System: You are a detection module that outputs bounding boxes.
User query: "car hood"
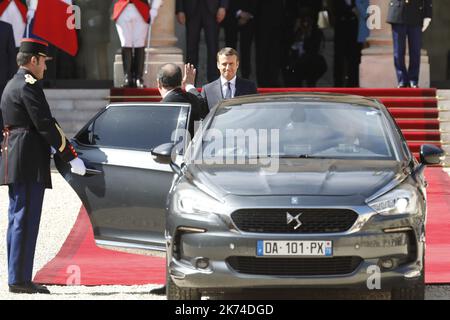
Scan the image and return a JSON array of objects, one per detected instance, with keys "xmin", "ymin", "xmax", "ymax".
[{"xmin": 189, "ymin": 159, "xmax": 406, "ymax": 197}]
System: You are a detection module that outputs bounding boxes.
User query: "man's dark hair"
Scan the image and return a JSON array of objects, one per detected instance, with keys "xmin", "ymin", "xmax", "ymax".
[
  {"xmin": 217, "ymin": 47, "xmax": 240, "ymax": 62},
  {"xmin": 157, "ymin": 63, "xmax": 182, "ymax": 89},
  {"xmin": 17, "ymin": 52, "xmax": 40, "ymax": 66}
]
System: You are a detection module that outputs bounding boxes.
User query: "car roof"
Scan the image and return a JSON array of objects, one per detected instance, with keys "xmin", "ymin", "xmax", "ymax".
[{"xmin": 217, "ymin": 92, "xmax": 382, "ymax": 109}]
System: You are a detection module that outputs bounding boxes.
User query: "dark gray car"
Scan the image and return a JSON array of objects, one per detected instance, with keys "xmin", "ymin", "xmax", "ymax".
[
  {"xmin": 151, "ymin": 93, "xmax": 444, "ymax": 300},
  {"xmin": 58, "ymin": 94, "xmax": 444, "ymax": 300}
]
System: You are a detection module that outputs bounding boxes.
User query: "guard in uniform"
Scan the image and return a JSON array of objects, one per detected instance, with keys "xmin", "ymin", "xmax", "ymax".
[
  {"xmin": 0, "ymin": 0, "xmax": 27, "ymax": 47},
  {"xmin": 0, "ymin": 38, "xmax": 86, "ymax": 294},
  {"xmin": 112, "ymin": 0, "xmax": 162, "ymax": 88},
  {"xmin": 387, "ymin": 0, "xmax": 433, "ymax": 88}
]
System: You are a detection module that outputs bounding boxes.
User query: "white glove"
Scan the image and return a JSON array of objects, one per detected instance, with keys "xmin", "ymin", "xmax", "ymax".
[
  {"xmin": 69, "ymin": 157, "xmax": 86, "ymax": 176},
  {"xmin": 27, "ymin": 9, "xmax": 36, "ymax": 21},
  {"xmin": 50, "ymin": 146, "xmax": 56, "ymax": 155},
  {"xmin": 422, "ymin": 18, "xmax": 431, "ymax": 32},
  {"xmin": 151, "ymin": 0, "xmax": 163, "ymax": 9},
  {"xmin": 150, "ymin": 8, "xmax": 158, "ymax": 24}
]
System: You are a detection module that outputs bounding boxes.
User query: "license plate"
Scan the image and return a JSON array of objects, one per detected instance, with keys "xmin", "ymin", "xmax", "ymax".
[{"xmin": 257, "ymin": 240, "xmax": 333, "ymax": 257}]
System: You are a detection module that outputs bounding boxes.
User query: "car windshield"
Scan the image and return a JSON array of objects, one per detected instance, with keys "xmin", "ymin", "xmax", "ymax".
[{"xmin": 200, "ymin": 101, "xmax": 397, "ymax": 160}]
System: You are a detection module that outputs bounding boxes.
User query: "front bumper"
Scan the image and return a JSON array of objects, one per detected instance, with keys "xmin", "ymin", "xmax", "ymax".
[{"xmin": 166, "ymin": 200, "xmax": 424, "ymax": 292}]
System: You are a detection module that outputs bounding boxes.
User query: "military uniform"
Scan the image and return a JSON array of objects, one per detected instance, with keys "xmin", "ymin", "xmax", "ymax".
[
  {"xmin": 113, "ymin": 0, "xmax": 161, "ymax": 88},
  {"xmin": 387, "ymin": 0, "xmax": 433, "ymax": 87},
  {"xmin": 0, "ymin": 38, "xmax": 81, "ymax": 293}
]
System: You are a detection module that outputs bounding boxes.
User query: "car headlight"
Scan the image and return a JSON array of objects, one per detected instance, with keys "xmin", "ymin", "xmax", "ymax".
[
  {"xmin": 367, "ymin": 183, "xmax": 421, "ymax": 216},
  {"xmin": 173, "ymin": 187, "xmax": 223, "ymax": 215}
]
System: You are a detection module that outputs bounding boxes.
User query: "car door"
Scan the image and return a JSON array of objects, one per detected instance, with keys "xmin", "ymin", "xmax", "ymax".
[{"xmin": 55, "ymin": 103, "xmax": 191, "ymax": 251}]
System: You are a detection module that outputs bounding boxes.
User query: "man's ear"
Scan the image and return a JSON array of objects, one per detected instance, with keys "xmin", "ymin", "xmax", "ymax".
[
  {"xmin": 156, "ymin": 79, "xmax": 164, "ymax": 93},
  {"xmin": 31, "ymin": 55, "xmax": 41, "ymax": 66}
]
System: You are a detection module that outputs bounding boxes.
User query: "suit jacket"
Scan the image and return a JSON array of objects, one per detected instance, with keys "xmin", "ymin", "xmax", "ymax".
[
  {"xmin": 161, "ymin": 87, "xmax": 209, "ymax": 138},
  {"xmin": 387, "ymin": 0, "xmax": 432, "ymax": 26},
  {"xmin": 112, "ymin": 0, "xmax": 150, "ymax": 22},
  {"xmin": 332, "ymin": 0, "xmax": 357, "ymax": 23},
  {"xmin": 0, "ymin": 68, "xmax": 77, "ymax": 188},
  {"xmin": 0, "ymin": 21, "xmax": 15, "ymax": 90},
  {"xmin": 190, "ymin": 77, "xmax": 257, "ymax": 110},
  {"xmin": 176, "ymin": 0, "xmax": 229, "ymax": 16},
  {"xmin": 0, "ymin": 20, "xmax": 16, "ymax": 141},
  {"xmin": 228, "ymin": 0, "xmax": 257, "ymax": 17}
]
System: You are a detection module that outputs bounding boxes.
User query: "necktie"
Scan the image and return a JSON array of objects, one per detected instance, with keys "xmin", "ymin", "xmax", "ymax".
[{"xmin": 225, "ymin": 82, "xmax": 232, "ymax": 99}]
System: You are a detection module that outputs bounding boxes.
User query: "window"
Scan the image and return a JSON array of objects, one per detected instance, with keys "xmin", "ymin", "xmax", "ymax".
[
  {"xmin": 201, "ymin": 102, "xmax": 396, "ymax": 160},
  {"xmin": 76, "ymin": 105, "xmax": 189, "ymax": 150}
]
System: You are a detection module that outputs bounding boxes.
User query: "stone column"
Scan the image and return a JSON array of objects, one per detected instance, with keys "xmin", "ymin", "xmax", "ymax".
[
  {"xmin": 360, "ymin": 0, "xmax": 430, "ymax": 88},
  {"xmin": 114, "ymin": 0, "xmax": 184, "ymax": 88}
]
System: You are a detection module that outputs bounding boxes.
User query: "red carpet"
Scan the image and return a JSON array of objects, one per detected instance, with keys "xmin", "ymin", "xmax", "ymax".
[
  {"xmin": 33, "ymin": 207, "xmax": 165, "ymax": 286},
  {"xmin": 425, "ymin": 168, "xmax": 450, "ymax": 284}
]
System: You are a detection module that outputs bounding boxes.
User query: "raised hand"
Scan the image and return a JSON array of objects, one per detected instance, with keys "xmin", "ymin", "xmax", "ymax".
[{"xmin": 182, "ymin": 63, "xmax": 197, "ymax": 89}]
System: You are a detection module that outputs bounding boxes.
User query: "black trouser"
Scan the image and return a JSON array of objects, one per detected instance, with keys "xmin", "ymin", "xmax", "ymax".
[
  {"xmin": 255, "ymin": 1, "xmax": 283, "ymax": 87},
  {"xmin": 185, "ymin": 3, "xmax": 220, "ymax": 82},
  {"xmin": 334, "ymin": 17, "xmax": 361, "ymax": 87},
  {"xmin": 223, "ymin": 16, "xmax": 255, "ymax": 79}
]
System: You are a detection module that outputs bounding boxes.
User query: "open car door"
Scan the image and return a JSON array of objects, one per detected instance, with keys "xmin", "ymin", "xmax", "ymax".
[{"xmin": 55, "ymin": 103, "xmax": 191, "ymax": 251}]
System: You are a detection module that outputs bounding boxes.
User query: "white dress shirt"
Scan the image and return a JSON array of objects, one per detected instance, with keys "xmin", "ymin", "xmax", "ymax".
[{"xmin": 221, "ymin": 76, "xmax": 236, "ymax": 98}]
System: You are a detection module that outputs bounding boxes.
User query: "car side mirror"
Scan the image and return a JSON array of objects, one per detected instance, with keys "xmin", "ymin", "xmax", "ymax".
[
  {"xmin": 151, "ymin": 143, "xmax": 183, "ymax": 176},
  {"xmin": 420, "ymin": 144, "xmax": 445, "ymax": 165},
  {"xmin": 151, "ymin": 143, "xmax": 174, "ymax": 164}
]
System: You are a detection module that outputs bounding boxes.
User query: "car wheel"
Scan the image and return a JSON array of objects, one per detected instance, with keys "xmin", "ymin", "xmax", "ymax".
[
  {"xmin": 166, "ymin": 270, "xmax": 201, "ymax": 300},
  {"xmin": 390, "ymin": 277, "xmax": 425, "ymax": 300},
  {"xmin": 391, "ymin": 253, "xmax": 425, "ymax": 300}
]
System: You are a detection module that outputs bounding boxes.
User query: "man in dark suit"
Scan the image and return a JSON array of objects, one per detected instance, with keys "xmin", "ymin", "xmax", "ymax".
[
  {"xmin": 387, "ymin": 0, "xmax": 432, "ymax": 88},
  {"xmin": 157, "ymin": 63, "xmax": 208, "ymax": 138},
  {"xmin": 332, "ymin": 0, "xmax": 360, "ymax": 87},
  {"xmin": 176, "ymin": 0, "xmax": 229, "ymax": 82},
  {"xmin": 0, "ymin": 21, "xmax": 16, "ymax": 138},
  {"xmin": 185, "ymin": 47, "xmax": 257, "ymax": 110},
  {"xmin": 254, "ymin": 0, "xmax": 284, "ymax": 87},
  {"xmin": 222, "ymin": 0, "xmax": 256, "ymax": 79},
  {"xmin": 0, "ymin": 21, "xmax": 16, "ymax": 98}
]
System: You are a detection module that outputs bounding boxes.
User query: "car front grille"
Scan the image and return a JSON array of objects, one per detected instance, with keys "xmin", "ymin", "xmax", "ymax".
[
  {"xmin": 231, "ymin": 209, "xmax": 358, "ymax": 233},
  {"xmin": 226, "ymin": 256, "xmax": 362, "ymax": 276}
]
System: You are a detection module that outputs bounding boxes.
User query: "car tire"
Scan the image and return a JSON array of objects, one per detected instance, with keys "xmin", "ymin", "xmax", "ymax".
[
  {"xmin": 166, "ymin": 270, "xmax": 201, "ymax": 300},
  {"xmin": 391, "ymin": 253, "xmax": 425, "ymax": 300},
  {"xmin": 390, "ymin": 277, "xmax": 425, "ymax": 300}
]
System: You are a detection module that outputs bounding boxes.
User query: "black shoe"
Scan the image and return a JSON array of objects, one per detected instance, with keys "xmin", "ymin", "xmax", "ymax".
[
  {"xmin": 150, "ymin": 285, "xmax": 166, "ymax": 295},
  {"xmin": 135, "ymin": 78, "xmax": 145, "ymax": 89},
  {"xmin": 9, "ymin": 282, "xmax": 50, "ymax": 294},
  {"xmin": 397, "ymin": 83, "xmax": 409, "ymax": 88},
  {"xmin": 122, "ymin": 76, "xmax": 134, "ymax": 88}
]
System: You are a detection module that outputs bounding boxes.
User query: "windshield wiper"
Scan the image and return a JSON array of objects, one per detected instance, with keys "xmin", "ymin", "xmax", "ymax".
[
  {"xmin": 276, "ymin": 154, "xmax": 328, "ymax": 159},
  {"xmin": 234, "ymin": 154, "xmax": 328, "ymax": 160}
]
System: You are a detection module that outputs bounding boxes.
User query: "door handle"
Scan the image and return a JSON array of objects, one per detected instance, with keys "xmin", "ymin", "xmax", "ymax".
[{"xmin": 85, "ymin": 168, "xmax": 103, "ymax": 176}]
